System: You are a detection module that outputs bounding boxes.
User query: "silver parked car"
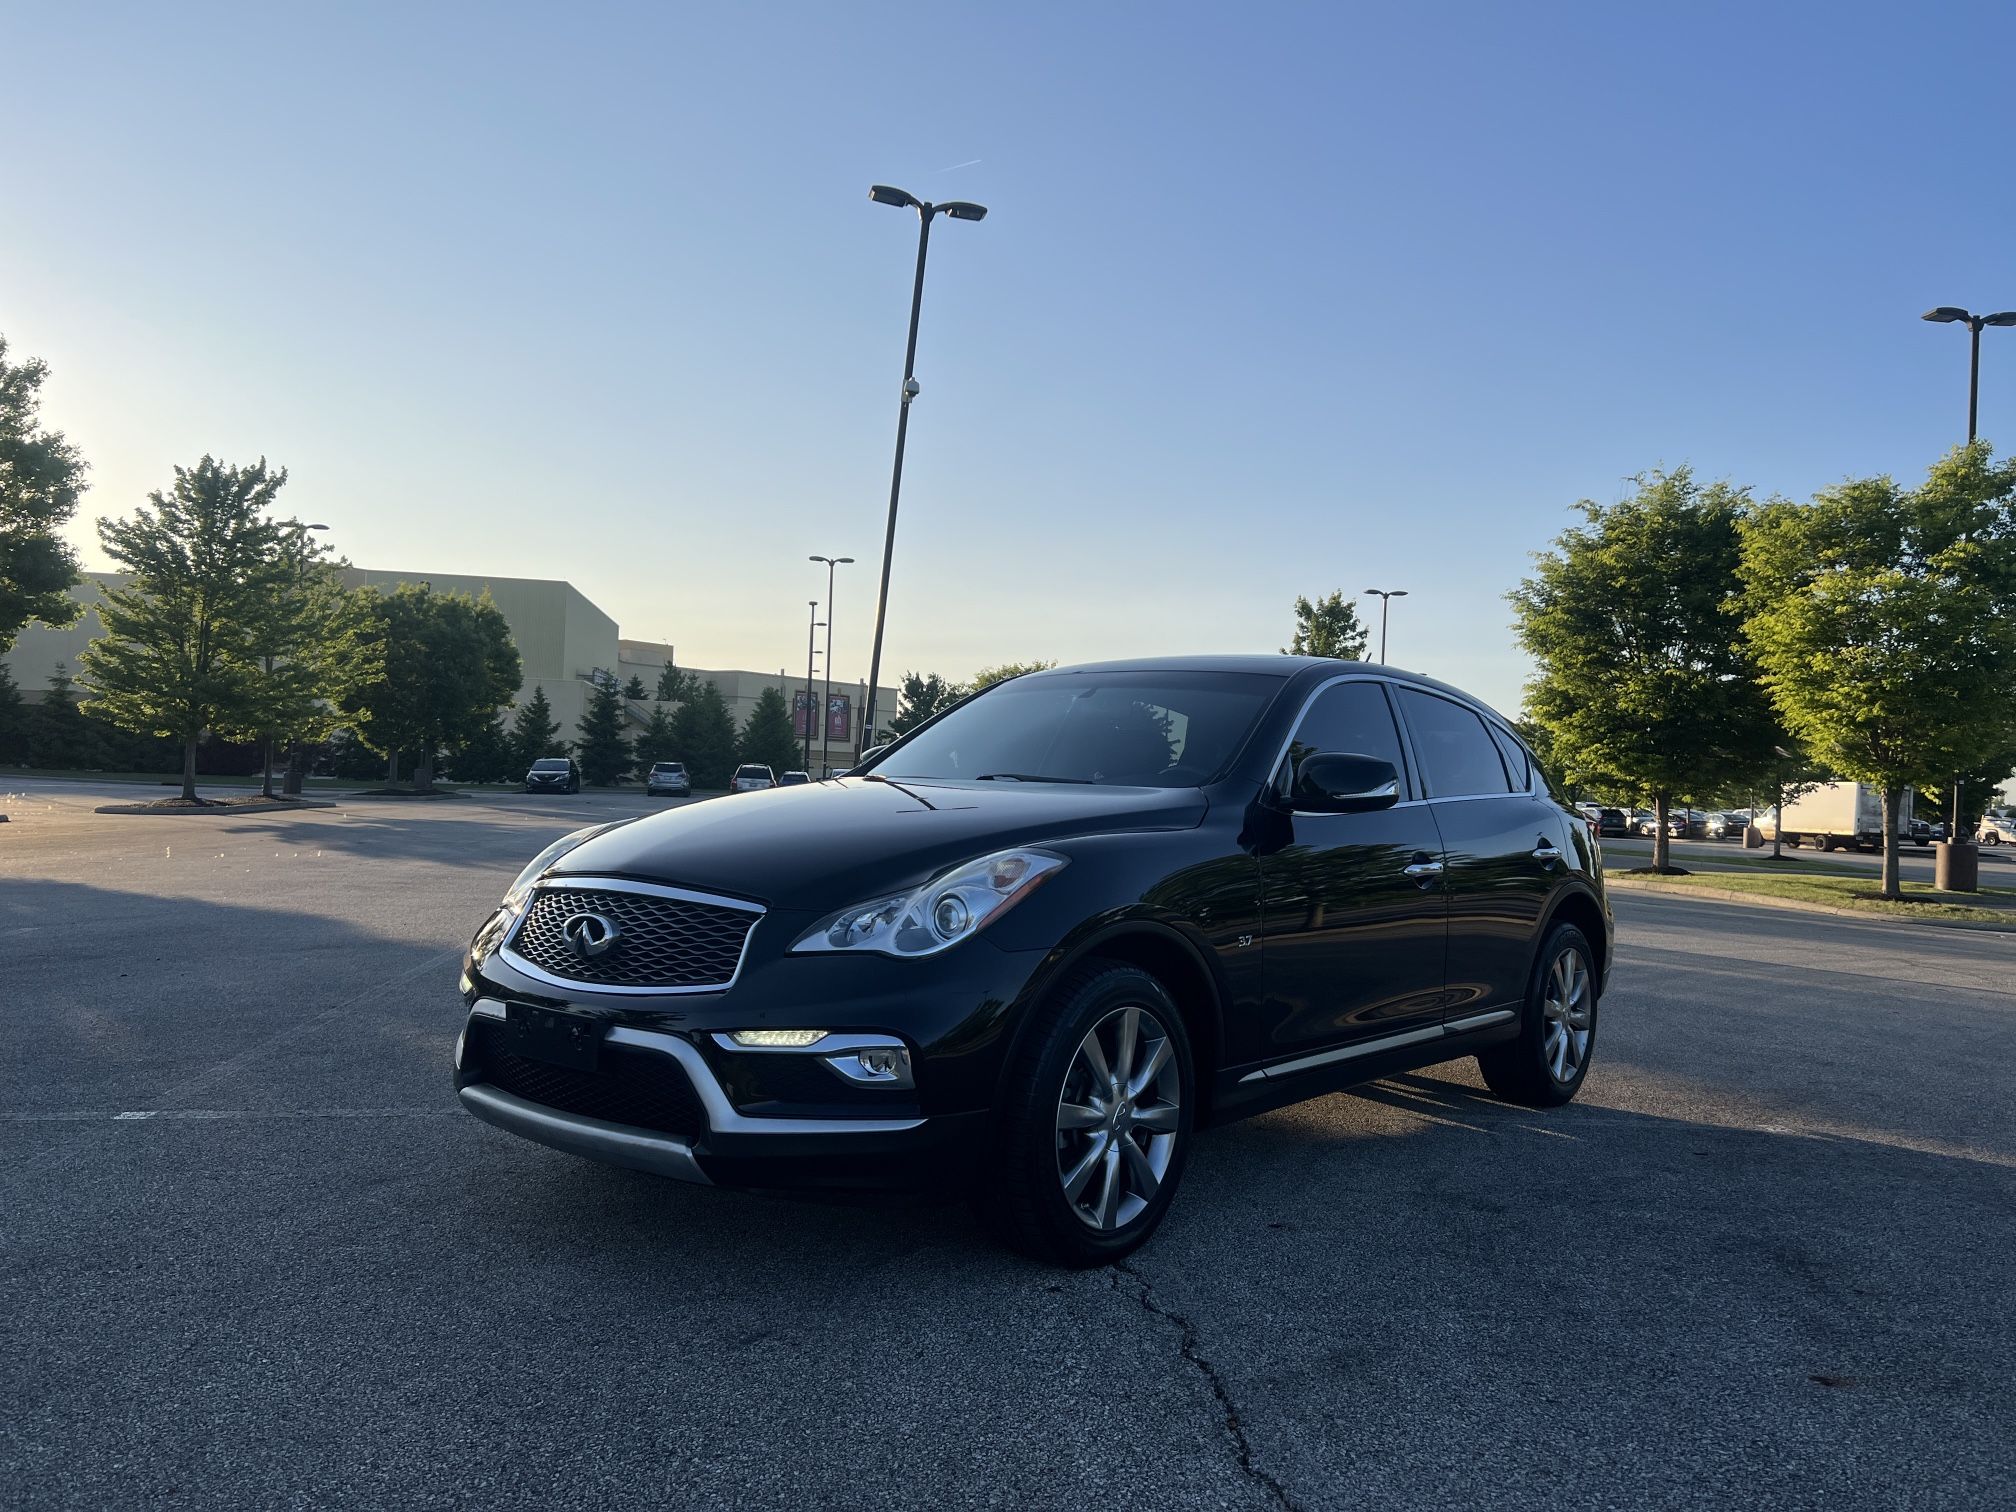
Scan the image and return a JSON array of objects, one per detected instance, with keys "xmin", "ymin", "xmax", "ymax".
[{"xmin": 645, "ymin": 761, "xmax": 690, "ymax": 798}]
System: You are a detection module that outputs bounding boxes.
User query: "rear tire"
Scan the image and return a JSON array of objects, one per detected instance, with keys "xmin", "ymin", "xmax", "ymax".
[
  {"xmin": 1477, "ymin": 924, "xmax": 1598, "ymax": 1108},
  {"xmin": 978, "ymin": 961, "xmax": 1195, "ymax": 1267}
]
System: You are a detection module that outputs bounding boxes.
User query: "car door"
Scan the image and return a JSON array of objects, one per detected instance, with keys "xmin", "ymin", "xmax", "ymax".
[
  {"xmin": 1255, "ymin": 677, "xmax": 1450, "ymax": 1063},
  {"xmin": 1391, "ymin": 686, "xmax": 1558, "ymax": 1024}
]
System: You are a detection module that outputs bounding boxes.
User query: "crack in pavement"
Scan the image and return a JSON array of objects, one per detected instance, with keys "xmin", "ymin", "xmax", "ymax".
[{"xmin": 1110, "ymin": 1259, "xmax": 1300, "ymax": 1511}]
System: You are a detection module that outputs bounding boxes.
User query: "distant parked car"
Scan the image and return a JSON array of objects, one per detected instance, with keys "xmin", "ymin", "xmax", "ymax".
[
  {"xmin": 778, "ymin": 770, "xmax": 811, "ymax": 786},
  {"xmin": 645, "ymin": 761, "xmax": 690, "ymax": 798},
  {"xmin": 1587, "ymin": 807, "xmax": 1628, "ymax": 837},
  {"xmin": 524, "ymin": 757, "xmax": 581, "ymax": 795},
  {"xmin": 1639, "ymin": 809, "xmax": 1705, "ymax": 839},
  {"xmin": 1980, "ymin": 814, "xmax": 2016, "ymax": 845},
  {"xmin": 729, "ymin": 764, "xmax": 775, "ymax": 793},
  {"xmin": 1704, "ymin": 811, "xmax": 1749, "ymax": 840}
]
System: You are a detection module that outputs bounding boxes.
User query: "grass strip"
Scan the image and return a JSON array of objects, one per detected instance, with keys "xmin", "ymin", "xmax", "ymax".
[{"xmin": 1606, "ymin": 867, "xmax": 2016, "ymax": 924}]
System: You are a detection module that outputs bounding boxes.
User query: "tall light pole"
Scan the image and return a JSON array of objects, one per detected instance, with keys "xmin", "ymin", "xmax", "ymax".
[
  {"xmin": 1922, "ymin": 306, "xmax": 2016, "ymax": 443},
  {"xmin": 803, "ymin": 601, "xmax": 824, "ymax": 771},
  {"xmin": 1363, "ymin": 588, "xmax": 1408, "ymax": 663},
  {"xmin": 1921, "ymin": 306, "xmax": 2015, "ymax": 885},
  {"xmin": 810, "ymin": 554, "xmax": 853, "ymax": 775},
  {"xmin": 858, "ymin": 184, "xmax": 988, "ymax": 753}
]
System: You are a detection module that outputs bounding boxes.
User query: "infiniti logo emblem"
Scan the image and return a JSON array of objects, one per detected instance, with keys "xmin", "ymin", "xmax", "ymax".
[{"xmin": 561, "ymin": 911, "xmax": 622, "ymax": 960}]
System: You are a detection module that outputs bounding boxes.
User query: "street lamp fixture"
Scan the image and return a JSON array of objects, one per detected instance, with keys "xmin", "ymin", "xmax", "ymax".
[
  {"xmin": 810, "ymin": 555, "xmax": 854, "ymax": 774},
  {"xmin": 858, "ymin": 182, "xmax": 990, "ymax": 756},
  {"xmin": 1918, "ymin": 302, "xmax": 2015, "ymax": 888},
  {"xmin": 1362, "ymin": 588, "xmax": 1409, "ymax": 663},
  {"xmin": 1920, "ymin": 305, "xmax": 2016, "ymax": 442}
]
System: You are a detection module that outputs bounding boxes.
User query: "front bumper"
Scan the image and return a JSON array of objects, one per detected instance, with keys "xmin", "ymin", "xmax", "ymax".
[{"xmin": 454, "ymin": 998, "xmax": 992, "ymax": 1191}]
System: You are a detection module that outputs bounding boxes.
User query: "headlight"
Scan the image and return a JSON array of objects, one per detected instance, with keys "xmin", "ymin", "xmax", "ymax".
[
  {"xmin": 792, "ymin": 848, "xmax": 1066, "ymax": 958},
  {"xmin": 501, "ymin": 823, "xmax": 618, "ymax": 912}
]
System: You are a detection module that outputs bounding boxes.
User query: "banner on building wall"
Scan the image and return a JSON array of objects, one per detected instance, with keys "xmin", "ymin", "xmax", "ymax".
[
  {"xmin": 792, "ymin": 690, "xmax": 815, "ymax": 739},
  {"xmin": 826, "ymin": 694, "xmax": 852, "ymax": 742}
]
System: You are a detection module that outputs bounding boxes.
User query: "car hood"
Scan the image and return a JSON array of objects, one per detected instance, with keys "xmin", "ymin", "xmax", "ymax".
[{"xmin": 550, "ymin": 776, "xmax": 1210, "ymax": 909}]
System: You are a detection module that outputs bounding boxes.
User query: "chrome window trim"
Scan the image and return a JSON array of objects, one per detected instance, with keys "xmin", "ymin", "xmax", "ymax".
[
  {"xmin": 1390, "ymin": 684, "xmax": 1541, "ymax": 801},
  {"xmin": 498, "ymin": 875, "xmax": 765, "ymax": 997},
  {"xmin": 1238, "ymin": 1007, "xmax": 1520, "ymax": 1083},
  {"xmin": 1270, "ymin": 672, "xmax": 1420, "ymax": 812}
]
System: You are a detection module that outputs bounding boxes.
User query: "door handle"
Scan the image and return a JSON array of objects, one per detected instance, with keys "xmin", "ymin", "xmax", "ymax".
[
  {"xmin": 1532, "ymin": 842, "xmax": 1563, "ymax": 864},
  {"xmin": 1401, "ymin": 858, "xmax": 1445, "ymax": 883}
]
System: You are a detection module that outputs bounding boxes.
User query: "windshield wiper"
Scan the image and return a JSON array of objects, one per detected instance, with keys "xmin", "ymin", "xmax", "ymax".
[{"xmin": 975, "ymin": 772, "xmax": 1093, "ymax": 784}]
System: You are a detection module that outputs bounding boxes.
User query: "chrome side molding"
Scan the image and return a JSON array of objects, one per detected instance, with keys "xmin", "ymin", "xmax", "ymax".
[{"xmin": 1238, "ymin": 1007, "xmax": 1519, "ymax": 1084}]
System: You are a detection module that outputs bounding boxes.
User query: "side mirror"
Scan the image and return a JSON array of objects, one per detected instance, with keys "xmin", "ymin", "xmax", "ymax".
[{"xmin": 1293, "ymin": 753, "xmax": 1400, "ymax": 814}]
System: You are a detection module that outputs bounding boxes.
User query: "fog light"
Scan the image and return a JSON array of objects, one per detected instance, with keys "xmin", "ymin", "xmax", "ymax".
[
  {"xmin": 731, "ymin": 1028, "xmax": 829, "ymax": 1048},
  {"xmin": 454, "ymin": 1028, "xmax": 467, "ymax": 1071},
  {"xmin": 826, "ymin": 1044, "xmax": 915, "ymax": 1088}
]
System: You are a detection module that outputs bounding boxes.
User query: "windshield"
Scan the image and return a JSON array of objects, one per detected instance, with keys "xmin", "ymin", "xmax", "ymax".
[
  {"xmin": 653, "ymin": 764, "xmax": 682, "ymax": 772},
  {"xmin": 876, "ymin": 670, "xmax": 1284, "ymax": 788},
  {"xmin": 531, "ymin": 759, "xmax": 570, "ymax": 772}
]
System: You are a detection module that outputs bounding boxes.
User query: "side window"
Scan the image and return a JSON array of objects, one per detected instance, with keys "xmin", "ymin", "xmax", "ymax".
[
  {"xmin": 1395, "ymin": 688, "xmax": 1512, "ymax": 797},
  {"xmin": 1282, "ymin": 681, "xmax": 1411, "ymax": 800},
  {"xmin": 1487, "ymin": 723, "xmax": 1531, "ymax": 792}
]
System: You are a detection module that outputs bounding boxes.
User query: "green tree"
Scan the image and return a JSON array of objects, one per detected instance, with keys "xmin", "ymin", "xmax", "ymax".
[
  {"xmin": 445, "ymin": 713, "xmax": 518, "ymax": 784},
  {"xmin": 508, "ymin": 684, "xmax": 566, "ymax": 771},
  {"xmin": 1510, "ymin": 467, "xmax": 1778, "ymax": 872},
  {"xmin": 655, "ymin": 661, "xmax": 698, "ymax": 704},
  {"xmin": 575, "ymin": 679, "xmax": 633, "ymax": 785},
  {"xmin": 340, "ymin": 583, "xmax": 522, "ymax": 792},
  {"xmin": 970, "ymin": 659, "xmax": 1057, "ymax": 692},
  {"xmin": 670, "ymin": 679, "xmax": 739, "ymax": 788},
  {"xmin": 30, "ymin": 664, "xmax": 96, "ymax": 768},
  {"xmin": 1740, "ymin": 444, "xmax": 2016, "ymax": 896},
  {"xmin": 228, "ymin": 531, "xmax": 379, "ymax": 796},
  {"xmin": 0, "ymin": 662, "xmax": 24, "ymax": 763},
  {"xmin": 1283, "ymin": 591, "xmax": 1369, "ymax": 661},
  {"xmin": 0, "ymin": 336, "xmax": 87, "ymax": 653},
  {"xmin": 633, "ymin": 701, "xmax": 679, "ymax": 780},
  {"xmin": 890, "ymin": 670, "xmax": 965, "ymax": 736},
  {"xmin": 738, "ymin": 685, "xmax": 802, "ymax": 775},
  {"xmin": 622, "ymin": 673, "xmax": 648, "ymax": 702},
  {"xmin": 79, "ymin": 457, "xmax": 297, "ymax": 800}
]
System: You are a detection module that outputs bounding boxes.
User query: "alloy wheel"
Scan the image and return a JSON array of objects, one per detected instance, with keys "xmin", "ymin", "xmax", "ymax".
[
  {"xmin": 1054, "ymin": 1005, "xmax": 1182, "ymax": 1231},
  {"xmin": 1540, "ymin": 949, "xmax": 1592, "ymax": 1084}
]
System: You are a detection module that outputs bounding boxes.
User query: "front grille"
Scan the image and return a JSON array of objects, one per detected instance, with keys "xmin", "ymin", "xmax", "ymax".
[
  {"xmin": 505, "ymin": 883, "xmax": 759, "ymax": 990},
  {"xmin": 465, "ymin": 1021, "xmax": 707, "ymax": 1137}
]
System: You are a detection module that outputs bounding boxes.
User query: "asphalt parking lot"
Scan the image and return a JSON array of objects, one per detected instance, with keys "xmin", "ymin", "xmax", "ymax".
[{"xmin": 5, "ymin": 779, "xmax": 2015, "ymax": 1509}]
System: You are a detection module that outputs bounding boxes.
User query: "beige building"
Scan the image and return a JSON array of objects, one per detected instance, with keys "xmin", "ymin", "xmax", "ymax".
[{"xmin": 5, "ymin": 568, "xmax": 897, "ymax": 772}]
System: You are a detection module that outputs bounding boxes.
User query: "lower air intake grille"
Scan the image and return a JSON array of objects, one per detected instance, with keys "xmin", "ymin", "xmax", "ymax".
[{"xmin": 466, "ymin": 1021, "xmax": 707, "ymax": 1138}]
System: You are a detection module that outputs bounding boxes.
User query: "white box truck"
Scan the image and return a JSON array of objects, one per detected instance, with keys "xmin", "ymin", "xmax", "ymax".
[{"xmin": 1758, "ymin": 782, "xmax": 1913, "ymax": 852}]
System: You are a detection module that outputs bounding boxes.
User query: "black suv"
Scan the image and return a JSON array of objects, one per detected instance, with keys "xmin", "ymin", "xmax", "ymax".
[{"xmin": 456, "ymin": 658, "xmax": 1611, "ymax": 1265}]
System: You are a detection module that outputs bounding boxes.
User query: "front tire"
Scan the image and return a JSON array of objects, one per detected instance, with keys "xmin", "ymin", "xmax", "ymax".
[
  {"xmin": 980, "ymin": 961, "xmax": 1194, "ymax": 1267},
  {"xmin": 1477, "ymin": 923, "xmax": 1598, "ymax": 1108}
]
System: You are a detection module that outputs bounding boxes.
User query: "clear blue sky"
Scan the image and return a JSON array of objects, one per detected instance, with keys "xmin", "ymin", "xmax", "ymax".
[{"xmin": 5, "ymin": 1, "xmax": 2013, "ymax": 715}]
